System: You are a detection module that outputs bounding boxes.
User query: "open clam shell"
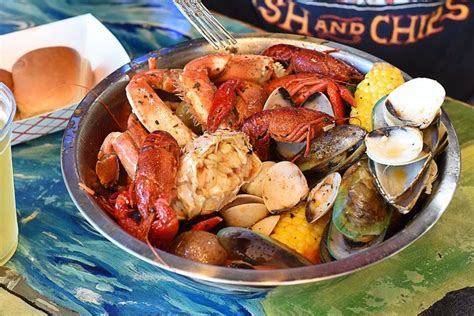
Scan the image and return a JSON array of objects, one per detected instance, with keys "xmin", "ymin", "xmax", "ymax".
[
  {"xmin": 217, "ymin": 227, "xmax": 312, "ymax": 268},
  {"xmin": 306, "ymin": 172, "xmax": 341, "ymax": 223},
  {"xmin": 368, "ymin": 153, "xmax": 433, "ymax": 214},
  {"xmin": 365, "ymin": 126, "xmax": 429, "ymax": 166}
]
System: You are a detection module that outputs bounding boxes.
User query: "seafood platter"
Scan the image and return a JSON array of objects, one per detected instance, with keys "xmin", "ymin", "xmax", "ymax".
[{"xmin": 62, "ymin": 34, "xmax": 460, "ymax": 287}]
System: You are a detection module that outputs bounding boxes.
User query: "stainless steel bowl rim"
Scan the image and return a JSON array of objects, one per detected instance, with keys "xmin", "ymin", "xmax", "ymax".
[{"xmin": 61, "ymin": 33, "xmax": 461, "ymax": 287}]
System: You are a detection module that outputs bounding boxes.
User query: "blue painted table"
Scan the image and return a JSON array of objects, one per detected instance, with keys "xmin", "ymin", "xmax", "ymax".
[{"xmin": 2, "ymin": 1, "xmax": 473, "ymax": 315}]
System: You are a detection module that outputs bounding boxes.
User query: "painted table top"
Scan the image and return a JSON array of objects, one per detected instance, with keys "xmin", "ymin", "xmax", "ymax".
[{"xmin": 1, "ymin": 1, "xmax": 473, "ymax": 315}]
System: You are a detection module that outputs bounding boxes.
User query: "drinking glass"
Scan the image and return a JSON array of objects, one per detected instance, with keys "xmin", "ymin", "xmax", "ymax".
[{"xmin": 0, "ymin": 83, "xmax": 17, "ymax": 265}]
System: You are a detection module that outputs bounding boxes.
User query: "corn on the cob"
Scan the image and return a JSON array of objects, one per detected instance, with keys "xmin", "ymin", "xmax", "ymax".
[
  {"xmin": 350, "ymin": 63, "xmax": 404, "ymax": 131},
  {"xmin": 270, "ymin": 204, "xmax": 330, "ymax": 263}
]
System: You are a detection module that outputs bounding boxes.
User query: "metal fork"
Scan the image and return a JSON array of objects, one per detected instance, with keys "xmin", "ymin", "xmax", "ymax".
[{"xmin": 173, "ymin": 0, "xmax": 237, "ymax": 49}]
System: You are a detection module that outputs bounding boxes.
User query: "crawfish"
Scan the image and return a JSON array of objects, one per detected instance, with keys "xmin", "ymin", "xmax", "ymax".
[
  {"xmin": 262, "ymin": 44, "xmax": 363, "ymax": 82},
  {"xmin": 241, "ymin": 108, "xmax": 335, "ymax": 160},
  {"xmin": 113, "ymin": 131, "xmax": 180, "ymax": 248}
]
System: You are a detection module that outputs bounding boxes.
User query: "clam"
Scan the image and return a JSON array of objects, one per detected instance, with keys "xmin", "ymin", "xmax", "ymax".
[
  {"xmin": 263, "ymin": 87, "xmax": 294, "ymax": 110},
  {"xmin": 251, "ymin": 215, "xmax": 281, "ymax": 236},
  {"xmin": 384, "ymin": 78, "xmax": 445, "ymax": 129},
  {"xmin": 295, "ymin": 124, "xmax": 367, "ymax": 174},
  {"xmin": 221, "ymin": 194, "xmax": 264, "ymax": 209},
  {"xmin": 220, "ymin": 203, "xmax": 269, "ymax": 228},
  {"xmin": 368, "ymin": 153, "xmax": 433, "ymax": 214},
  {"xmin": 241, "ymin": 161, "xmax": 276, "ymax": 198},
  {"xmin": 332, "ymin": 160, "xmax": 391, "ymax": 243},
  {"xmin": 306, "ymin": 172, "xmax": 341, "ymax": 223},
  {"xmin": 262, "ymin": 161, "xmax": 309, "ymax": 214},
  {"xmin": 217, "ymin": 227, "xmax": 312, "ymax": 268},
  {"xmin": 372, "ymin": 95, "xmax": 389, "ymax": 130},
  {"xmin": 301, "ymin": 92, "xmax": 334, "ymax": 116},
  {"xmin": 365, "ymin": 126, "xmax": 429, "ymax": 166}
]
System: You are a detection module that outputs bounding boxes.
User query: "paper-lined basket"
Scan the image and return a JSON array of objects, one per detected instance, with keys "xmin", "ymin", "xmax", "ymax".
[{"xmin": 0, "ymin": 14, "xmax": 130, "ymax": 145}]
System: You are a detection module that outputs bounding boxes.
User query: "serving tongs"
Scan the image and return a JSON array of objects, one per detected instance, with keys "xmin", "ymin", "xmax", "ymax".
[{"xmin": 173, "ymin": 0, "xmax": 237, "ymax": 49}]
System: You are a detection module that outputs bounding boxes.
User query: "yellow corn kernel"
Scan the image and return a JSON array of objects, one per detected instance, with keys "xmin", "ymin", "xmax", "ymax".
[
  {"xmin": 270, "ymin": 204, "xmax": 330, "ymax": 264},
  {"xmin": 350, "ymin": 63, "xmax": 405, "ymax": 131}
]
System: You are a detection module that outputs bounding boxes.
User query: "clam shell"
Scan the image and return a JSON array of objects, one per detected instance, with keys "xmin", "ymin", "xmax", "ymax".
[
  {"xmin": 365, "ymin": 126, "xmax": 429, "ymax": 166},
  {"xmin": 241, "ymin": 161, "xmax": 276, "ymax": 198},
  {"xmin": 301, "ymin": 92, "xmax": 334, "ymax": 116},
  {"xmin": 217, "ymin": 227, "xmax": 312, "ymax": 268},
  {"xmin": 220, "ymin": 203, "xmax": 269, "ymax": 228},
  {"xmin": 368, "ymin": 153, "xmax": 433, "ymax": 214},
  {"xmin": 384, "ymin": 78, "xmax": 445, "ymax": 129},
  {"xmin": 251, "ymin": 215, "xmax": 281, "ymax": 236},
  {"xmin": 306, "ymin": 172, "xmax": 341, "ymax": 223},
  {"xmin": 263, "ymin": 87, "xmax": 294, "ymax": 110},
  {"xmin": 262, "ymin": 161, "xmax": 309, "ymax": 214},
  {"xmin": 221, "ymin": 194, "xmax": 264, "ymax": 211}
]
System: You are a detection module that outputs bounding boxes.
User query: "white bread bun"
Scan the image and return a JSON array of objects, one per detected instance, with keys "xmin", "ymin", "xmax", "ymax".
[
  {"xmin": 12, "ymin": 46, "xmax": 94, "ymax": 119},
  {"xmin": 0, "ymin": 69, "xmax": 13, "ymax": 91}
]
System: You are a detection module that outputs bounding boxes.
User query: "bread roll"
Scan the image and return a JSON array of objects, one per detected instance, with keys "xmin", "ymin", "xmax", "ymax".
[
  {"xmin": 0, "ymin": 69, "xmax": 13, "ymax": 91},
  {"xmin": 12, "ymin": 46, "xmax": 94, "ymax": 119}
]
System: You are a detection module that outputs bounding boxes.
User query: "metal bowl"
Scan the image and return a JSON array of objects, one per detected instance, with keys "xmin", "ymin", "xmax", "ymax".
[{"xmin": 61, "ymin": 33, "xmax": 460, "ymax": 289}]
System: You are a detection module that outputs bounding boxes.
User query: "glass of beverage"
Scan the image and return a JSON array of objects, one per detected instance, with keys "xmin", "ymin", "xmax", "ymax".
[{"xmin": 0, "ymin": 83, "xmax": 17, "ymax": 265}]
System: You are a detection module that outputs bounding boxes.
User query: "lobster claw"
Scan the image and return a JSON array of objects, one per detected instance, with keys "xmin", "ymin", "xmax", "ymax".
[{"xmin": 148, "ymin": 201, "xmax": 179, "ymax": 247}]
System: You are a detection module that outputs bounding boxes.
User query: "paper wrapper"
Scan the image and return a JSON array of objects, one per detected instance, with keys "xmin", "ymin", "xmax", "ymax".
[{"xmin": 0, "ymin": 14, "xmax": 130, "ymax": 145}]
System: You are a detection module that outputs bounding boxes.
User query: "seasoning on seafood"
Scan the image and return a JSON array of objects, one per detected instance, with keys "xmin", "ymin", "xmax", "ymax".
[
  {"xmin": 262, "ymin": 44, "xmax": 363, "ymax": 82},
  {"xmin": 126, "ymin": 68, "xmax": 196, "ymax": 146},
  {"xmin": 349, "ymin": 62, "xmax": 405, "ymax": 131},
  {"xmin": 174, "ymin": 129, "xmax": 261, "ymax": 220},
  {"xmin": 179, "ymin": 53, "xmax": 275, "ymax": 129},
  {"xmin": 241, "ymin": 107, "xmax": 335, "ymax": 160},
  {"xmin": 261, "ymin": 161, "xmax": 309, "ymax": 214}
]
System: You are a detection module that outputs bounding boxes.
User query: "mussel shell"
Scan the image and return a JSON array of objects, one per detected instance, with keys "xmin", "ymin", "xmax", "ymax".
[
  {"xmin": 368, "ymin": 152, "xmax": 433, "ymax": 214},
  {"xmin": 326, "ymin": 221, "xmax": 387, "ymax": 260},
  {"xmin": 263, "ymin": 87, "xmax": 294, "ymax": 110},
  {"xmin": 217, "ymin": 227, "xmax": 312, "ymax": 268},
  {"xmin": 295, "ymin": 124, "xmax": 367, "ymax": 173},
  {"xmin": 332, "ymin": 160, "xmax": 391, "ymax": 242}
]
